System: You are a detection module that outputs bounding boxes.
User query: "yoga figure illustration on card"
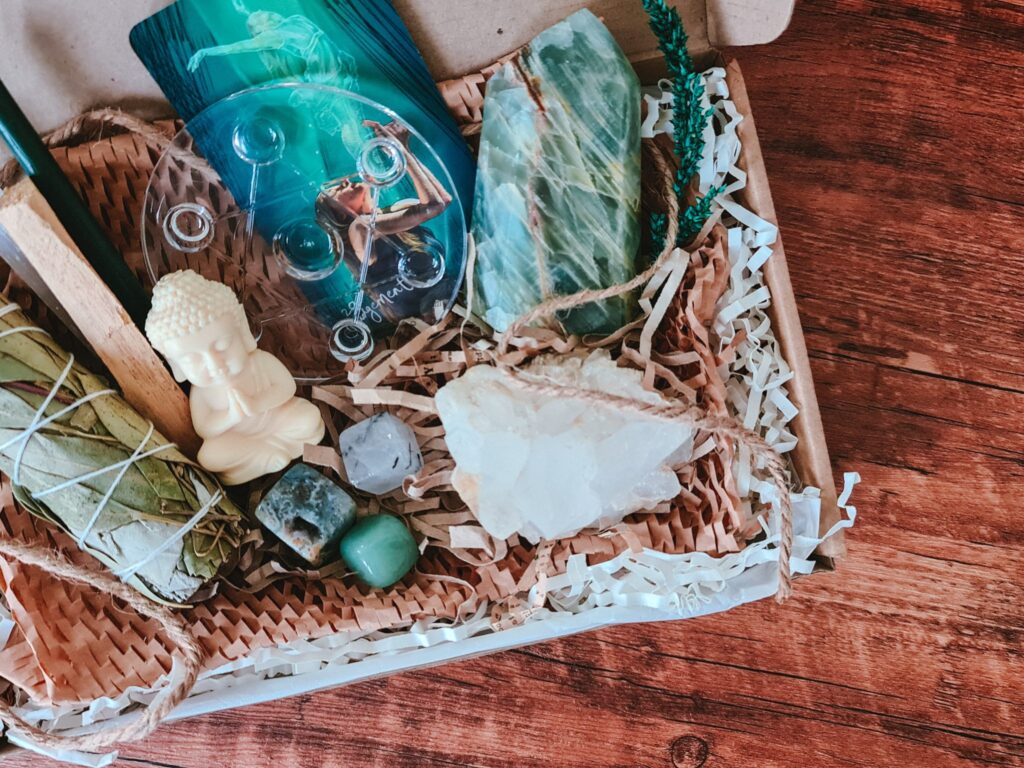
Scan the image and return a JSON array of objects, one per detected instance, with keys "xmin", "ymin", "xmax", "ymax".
[
  {"xmin": 315, "ymin": 119, "xmax": 452, "ymax": 321},
  {"xmin": 187, "ymin": 0, "xmax": 365, "ymax": 148}
]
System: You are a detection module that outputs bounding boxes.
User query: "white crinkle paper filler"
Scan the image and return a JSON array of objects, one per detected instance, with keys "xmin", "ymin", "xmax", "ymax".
[{"xmin": 646, "ymin": 68, "xmax": 799, "ymax": 517}]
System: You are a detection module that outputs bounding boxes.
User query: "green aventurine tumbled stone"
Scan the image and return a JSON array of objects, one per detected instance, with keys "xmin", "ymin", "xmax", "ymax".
[
  {"xmin": 471, "ymin": 9, "xmax": 641, "ymax": 335},
  {"xmin": 339, "ymin": 514, "xmax": 419, "ymax": 589},
  {"xmin": 255, "ymin": 464, "xmax": 356, "ymax": 566}
]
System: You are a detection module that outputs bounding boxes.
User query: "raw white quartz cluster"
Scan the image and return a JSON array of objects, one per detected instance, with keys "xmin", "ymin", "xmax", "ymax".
[{"xmin": 435, "ymin": 351, "xmax": 695, "ymax": 543}]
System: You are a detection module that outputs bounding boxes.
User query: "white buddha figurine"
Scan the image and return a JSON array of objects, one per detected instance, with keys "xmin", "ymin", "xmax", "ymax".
[{"xmin": 146, "ymin": 270, "xmax": 326, "ymax": 485}]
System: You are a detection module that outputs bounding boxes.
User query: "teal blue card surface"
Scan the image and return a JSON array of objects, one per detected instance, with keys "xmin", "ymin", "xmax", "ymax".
[{"xmin": 130, "ymin": 0, "xmax": 474, "ymax": 214}]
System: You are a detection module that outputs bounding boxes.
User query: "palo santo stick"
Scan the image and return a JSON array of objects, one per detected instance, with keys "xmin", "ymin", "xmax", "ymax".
[{"xmin": 0, "ymin": 178, "xmax": 200, "ymax": 456}]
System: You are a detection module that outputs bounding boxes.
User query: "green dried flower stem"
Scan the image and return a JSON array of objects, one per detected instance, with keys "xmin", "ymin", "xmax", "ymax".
[{"xmin": 641, "ymin": 0, "xmax": 722, "ymax": 247}]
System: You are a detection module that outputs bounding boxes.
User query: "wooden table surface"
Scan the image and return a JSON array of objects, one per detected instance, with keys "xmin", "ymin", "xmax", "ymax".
[{"xmin": 10, "ymin": 0, "xmax": 1024, "ymax": 766}]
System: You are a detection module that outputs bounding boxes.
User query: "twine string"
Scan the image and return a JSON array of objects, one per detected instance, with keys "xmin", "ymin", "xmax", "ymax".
[
  {"xmin": 0, "ymin": 538, "xmax": 204, "ymax": 754},
  {"xmin": 0, "ymin": 304, "xmax": 207, "ymax": 753},
  {"xmin": 494, "ymin": 147, "xmax": 794, "ymax": 603}
]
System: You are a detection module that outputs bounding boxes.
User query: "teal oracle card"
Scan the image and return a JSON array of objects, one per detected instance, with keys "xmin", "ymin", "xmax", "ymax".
[
  {"xmin": 131, "ymin": 0, "xmax": 474, "ymax": 365},
  {"xmin": 130, "ymin": 0, "xmax": 473, "ymax": 209}
]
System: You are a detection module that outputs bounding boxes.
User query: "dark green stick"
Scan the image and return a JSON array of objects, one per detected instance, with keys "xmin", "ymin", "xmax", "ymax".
[{"xmin": 0, "ymin": 77, "xmax": 150, "ymax": 327}]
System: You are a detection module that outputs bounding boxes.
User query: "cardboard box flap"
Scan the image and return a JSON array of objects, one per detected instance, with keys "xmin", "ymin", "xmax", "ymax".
[
  {"xmin": 401, "ymin": 0, "xmax": 796, "ymax": 79},
  {"xmin": 397, "ymin": 0, "xmax": 709, "ymax": 79},
  {"xmin": 0, "ymin": 0, "xmax": 794, "ymax": 135},
  {"xmin": 709, "ymin": 0, "xmax": 796, "ymax": 48}
]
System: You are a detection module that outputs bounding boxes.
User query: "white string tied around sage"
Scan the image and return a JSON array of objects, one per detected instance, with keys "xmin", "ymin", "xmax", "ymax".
[
  {"xmin": 0, "ymin": 304, "xmax": 218, "ymax": 584},
  {"xmin": 113, "ymin": 488, "xmax": 223, "ymax": 581}
]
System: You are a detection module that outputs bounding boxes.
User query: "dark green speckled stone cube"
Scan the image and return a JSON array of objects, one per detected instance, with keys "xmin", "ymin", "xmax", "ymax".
[{"xmin": 256, "ymin": 464, "xmax": 357, "ymax": 566}]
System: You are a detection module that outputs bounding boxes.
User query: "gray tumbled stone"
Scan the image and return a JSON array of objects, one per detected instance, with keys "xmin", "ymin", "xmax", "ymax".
[
  {"xmin": 340, "ymin": 413, "xmax": 423, "ymax": 495},
  {"xmin": 256, "ymin": 464, "xmax": 356, "ymax": 565}
]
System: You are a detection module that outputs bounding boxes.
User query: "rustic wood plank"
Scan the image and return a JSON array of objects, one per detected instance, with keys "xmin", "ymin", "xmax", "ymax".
[{"xmin": 7, "ymin": 0, "xmax": 1024, "ymax": 765}]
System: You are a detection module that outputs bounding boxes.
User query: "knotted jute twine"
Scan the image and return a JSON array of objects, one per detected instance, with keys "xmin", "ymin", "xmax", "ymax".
[
  {"xmin": 493, "ymin": 147, "xmax": 794, "ymax": 607},
  {"xmin": 0, "ymin": 538, "xmax": 204, "ymax": 753},
  {"xmin": 0, "ymin": 110, "xmax": 795, "ymax": 754}
]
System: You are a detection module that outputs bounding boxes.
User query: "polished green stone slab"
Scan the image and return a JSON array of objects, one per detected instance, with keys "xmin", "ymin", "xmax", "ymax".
[{"xmin": 471, "ymin": 9, "xmax": 641, "ymax": 335}]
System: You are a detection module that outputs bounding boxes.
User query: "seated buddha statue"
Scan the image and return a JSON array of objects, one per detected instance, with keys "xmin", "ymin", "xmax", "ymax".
[{"xmin": 146, "ymin": 270, "xmax": 326, "ymax": 485}]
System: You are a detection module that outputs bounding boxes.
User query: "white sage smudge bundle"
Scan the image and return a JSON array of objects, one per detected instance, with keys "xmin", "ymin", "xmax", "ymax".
[{"xmin": 0, "ymin": 300, "xmax": 245, "ymax": 604}]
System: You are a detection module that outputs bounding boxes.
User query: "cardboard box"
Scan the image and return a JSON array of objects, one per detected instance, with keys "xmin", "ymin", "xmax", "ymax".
[{"xmin": 0, "ymin": 0, "xmax": 844, "ymax": 758}]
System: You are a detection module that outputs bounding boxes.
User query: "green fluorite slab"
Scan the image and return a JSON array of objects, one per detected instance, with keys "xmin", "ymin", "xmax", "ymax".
[{"xmin": 471, "ymin": 9, "xmax": 641, "ymax": 335}]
